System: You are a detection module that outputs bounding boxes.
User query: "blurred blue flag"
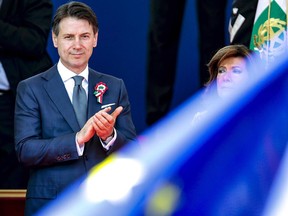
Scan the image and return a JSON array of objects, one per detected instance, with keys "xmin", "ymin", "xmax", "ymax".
[{"xmin": 38, "ymin": 55, "xmax": 288, "ymax": 216}]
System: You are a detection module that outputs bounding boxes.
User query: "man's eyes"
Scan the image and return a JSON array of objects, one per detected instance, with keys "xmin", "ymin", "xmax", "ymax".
[{"xmin": 63, "ymin": 35, "xmax": 90, "ymax": 39}]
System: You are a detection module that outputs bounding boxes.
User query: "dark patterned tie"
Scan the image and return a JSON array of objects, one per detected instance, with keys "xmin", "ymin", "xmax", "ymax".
[{"xmin": 72, "ymin": 76, "xmax": 87, "ymax": 128}]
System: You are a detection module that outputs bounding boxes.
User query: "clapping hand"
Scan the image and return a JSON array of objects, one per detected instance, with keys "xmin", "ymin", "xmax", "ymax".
[{"xmin": 76, "ymin": 106, "xmax": 123, "ymax": 144}]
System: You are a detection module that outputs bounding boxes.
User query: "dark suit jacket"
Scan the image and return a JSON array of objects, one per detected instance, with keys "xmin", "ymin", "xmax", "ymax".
[
  {"xmin": 229, "ymin": 0, "xmax": 258, "ymax": 47},
  {"xmin": 14, "ymin": 65, "xmax": 137, "ymax": 215},
  {"xmin": 0, "ymin": 0, "xmax": 53, "ymax": 95}
]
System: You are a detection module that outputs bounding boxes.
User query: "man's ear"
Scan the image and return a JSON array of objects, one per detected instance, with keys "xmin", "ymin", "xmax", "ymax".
[
  {"xmin": 93, "ymin": 31, "xmax": 99, "ymax": 48},
  {"xmin": 52, "ymin": 32, "xmax": 58, "ymax": 48}
]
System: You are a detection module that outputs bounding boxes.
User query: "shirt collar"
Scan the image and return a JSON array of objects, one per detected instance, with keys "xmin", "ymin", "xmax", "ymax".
[{"xmin": 57, "ymin": 60, "xmax": 89, "ymax": 82}]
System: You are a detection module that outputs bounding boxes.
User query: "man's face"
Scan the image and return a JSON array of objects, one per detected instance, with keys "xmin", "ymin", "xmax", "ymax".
[{"xmin": 52, "ymin": 17, "xmax": 98, "ymax": 73}]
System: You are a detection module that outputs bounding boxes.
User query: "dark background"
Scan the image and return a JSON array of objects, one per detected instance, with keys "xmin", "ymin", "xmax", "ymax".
[{"xmin": 48, "ymin": 0, "xmax": 232, "ymax": 133}]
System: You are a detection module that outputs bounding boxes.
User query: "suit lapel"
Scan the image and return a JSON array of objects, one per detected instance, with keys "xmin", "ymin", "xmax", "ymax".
[
  {"xmin": 87, "ymin": 69, "xmax": 103, "ymax": 119},
  {"xmin": 43, "ymin": 66, "xmax": 80, "ymax": 131}
]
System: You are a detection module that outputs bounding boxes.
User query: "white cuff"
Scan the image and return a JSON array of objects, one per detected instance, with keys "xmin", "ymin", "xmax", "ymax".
[
  {"xmin": 75, "ymin": 133, "xmax": 85, "ymax": 156},
  {"xmin": 100, "ymin": 128, "xmax": 117, "ymax": 150}
]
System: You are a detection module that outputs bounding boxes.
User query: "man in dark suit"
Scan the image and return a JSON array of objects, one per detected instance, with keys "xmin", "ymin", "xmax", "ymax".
[
  {"xmin": 14, "ymin": 2, "xmax": 137, "ymax": 215},
  {"xmin": 0, "ymin": 0, "xmax": 53, "ymax": 188}
]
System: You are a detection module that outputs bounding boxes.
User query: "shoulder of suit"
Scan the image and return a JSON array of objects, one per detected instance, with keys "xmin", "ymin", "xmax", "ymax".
[
  {"xmin": 88, "ymin": 68, "xmax": 122, "ymax": 82},
  {"xmin": 19, "ymin": 64, "xmax": 57, "ymax": 84}
]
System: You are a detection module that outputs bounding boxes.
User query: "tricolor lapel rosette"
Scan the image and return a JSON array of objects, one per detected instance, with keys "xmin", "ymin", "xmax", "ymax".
[{"xmin": 94, "ymin": 82, "xmax": 108, "ymax": 103}]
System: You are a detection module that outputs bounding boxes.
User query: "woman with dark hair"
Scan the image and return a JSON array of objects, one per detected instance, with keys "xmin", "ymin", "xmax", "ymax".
[
  {"xmin": 205, "ymin": 44, "xmax": 256, "ymax": 99},
  {"xmin": 193, "ymin": 44, "xmax": 257, "ymax": 122}
]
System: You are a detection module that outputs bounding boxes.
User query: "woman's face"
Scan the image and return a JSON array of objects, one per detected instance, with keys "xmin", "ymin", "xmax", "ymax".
[{"xmin": 217, "ymin": 56, "xmax": 249, "ymax": 99}]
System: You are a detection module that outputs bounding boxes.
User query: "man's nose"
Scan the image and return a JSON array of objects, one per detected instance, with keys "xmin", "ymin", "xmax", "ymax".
[{"xmin": 73, "ymin": 38, "xmax": 82, "ymax": 47}]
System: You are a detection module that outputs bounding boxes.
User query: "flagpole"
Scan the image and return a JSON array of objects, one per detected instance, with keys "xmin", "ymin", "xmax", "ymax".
[
  {"xmin": 286, "ymin": 0, "xmax": 288, "ymax": 48},
  {"xmin": 267, "ymin": 0, "xmax": 272, "ymax": 68}
]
